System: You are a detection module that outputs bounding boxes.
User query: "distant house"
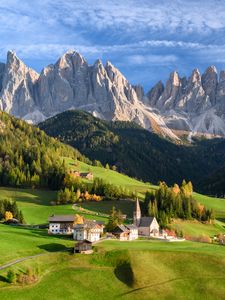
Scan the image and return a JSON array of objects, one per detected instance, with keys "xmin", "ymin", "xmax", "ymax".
[
  {"xmin": 112, "ymin": 224, "xmax": 138, "ymax": 241},
  {"xmin": 133, "ymin": 199, "xmax": 159, "ymax": 237},
  {"xmin": 74, "ymin": 240, "xmax": 93, "ymax": 254},
  {"xmin": 68, "ymin": 171, "xmax": 94, "ymax": 180},
  {"xmin": 80, "ymin": 172, "xmax": 94, "ymax": 180},
  {"xmin": 48, "ymin": 215, "xmax": 75, "ymax": 235},
  {"xmin": 73, "ymin": 220, "xmax": 104, "ymax": 242}
]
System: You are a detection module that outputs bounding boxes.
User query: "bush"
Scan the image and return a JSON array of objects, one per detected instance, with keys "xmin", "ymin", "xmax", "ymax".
[{"xmin": 7, "ymin": 270, "xmax": 15, "ymax": 283}]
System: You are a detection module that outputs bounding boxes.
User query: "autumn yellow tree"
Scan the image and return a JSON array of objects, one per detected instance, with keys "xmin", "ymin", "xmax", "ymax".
[{"xmin": 5, "ymin": 211, "xmax": 13, "ymax": 221}]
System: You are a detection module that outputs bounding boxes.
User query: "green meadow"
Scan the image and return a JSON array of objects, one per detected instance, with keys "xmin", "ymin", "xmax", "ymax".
[{"xmin": 0, "ymin": 227, "xmax": 225, "ymax": 300}]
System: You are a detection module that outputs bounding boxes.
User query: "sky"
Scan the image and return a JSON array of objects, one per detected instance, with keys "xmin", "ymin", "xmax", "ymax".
[{"xmin": 1, "ymin": 0, "xmax": 225, "ymax": 90}]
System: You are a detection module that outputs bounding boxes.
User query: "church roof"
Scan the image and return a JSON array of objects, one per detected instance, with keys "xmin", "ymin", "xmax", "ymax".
[
  {"xmin": 125, "ymin": 224, "xmax": 138, "ymax": 230},
  {"xmin": 139, "ymin": 216, "xmax": 155, "ymax": 227}
]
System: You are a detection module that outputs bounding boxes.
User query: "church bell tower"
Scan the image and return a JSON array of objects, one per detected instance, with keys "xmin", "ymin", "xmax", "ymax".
[{"xmin": 133, "ymin": 198, "xmax": 141, "ymax": 227}]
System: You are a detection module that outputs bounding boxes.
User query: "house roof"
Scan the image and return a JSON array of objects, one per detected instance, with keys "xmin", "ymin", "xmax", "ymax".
[
  {"xmin": 112, "ymin": 224, "xmax": 130, "ymax": 234},
  {"xmin": 74, "ymin": 219, "xmax": 104, "ymax": 229},
  {"xmin": 139, "ymin": 217, "xmax": 155, "ymax": 227},
  {"xmin": 125, "ymin": 224, "xmax": 138, "ymax": 230},
  {"xmin": 48, "ymin": 215, "xmax": 75, "ymax": 222},
  {"xmin": 80, "ymin": 172, "xmax": 93, "ymax": 176}
]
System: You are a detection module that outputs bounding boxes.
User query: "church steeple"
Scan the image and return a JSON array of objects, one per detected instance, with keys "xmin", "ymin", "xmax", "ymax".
[{"xmin": 133, "ymin": 198, "xmax": 141, "ymax": 227}]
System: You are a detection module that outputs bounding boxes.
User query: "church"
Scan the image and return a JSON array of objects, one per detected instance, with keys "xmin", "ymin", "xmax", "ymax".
[{"xmin": 133, "ymin": 199, "xmax": 160, "ymax": 237}]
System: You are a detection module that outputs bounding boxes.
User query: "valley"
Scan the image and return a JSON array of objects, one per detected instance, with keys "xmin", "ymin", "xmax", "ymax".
[{"xmin": 0, "ymin": 112, "xmax": 225, "ymax": 300}]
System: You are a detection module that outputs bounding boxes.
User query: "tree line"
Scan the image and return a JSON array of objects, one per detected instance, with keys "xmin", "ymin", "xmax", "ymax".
[
  {"xmin": 57, "ymin": 176, "xmax": 136, "ymax": 204},
  {"xmin": 143, "ymin": 180, "xmax": 215, "ymax": 227}
]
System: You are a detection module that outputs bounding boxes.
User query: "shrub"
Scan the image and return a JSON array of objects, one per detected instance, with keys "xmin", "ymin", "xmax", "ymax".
[{"xmin": 7, "ymin": 270, "xmax": 15, "ymax": 283}]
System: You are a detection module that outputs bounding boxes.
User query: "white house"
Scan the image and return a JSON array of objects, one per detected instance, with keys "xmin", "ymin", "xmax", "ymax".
[
  {"xmin": 48, "ymin": 215, "xmax": 75, "ymax": 235},
  {"xmin": 73, "ymin": 220, "xmax": 104, "ymax": 242}
]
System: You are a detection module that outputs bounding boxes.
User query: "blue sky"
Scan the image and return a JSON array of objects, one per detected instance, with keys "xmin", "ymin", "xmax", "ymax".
[{"xmin": 1, "ymin": 0, "xmax": 225, "ymax": 90}]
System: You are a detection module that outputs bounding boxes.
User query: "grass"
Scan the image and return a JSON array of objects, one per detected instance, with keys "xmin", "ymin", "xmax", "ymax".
[
  {"xmin": 64, "ymin": 157, "xmax": 156, "ymax": 198},
  {"xmin": 0, "ymin": 224, "xmax": 74, "ymax": 265},
  {"xmin": 194, "ymin": 192, "xmax": 225, "ymax": 220},
  {"xmin": 0, "ymin": 187, "xmax": 107, "ymax": 224},
  {"xmin": 170, "ymin": 219, "xmax": 225, "ymax": 237},
  {"xmin": 0, "ymin": 234, "xmax": 225, "ymax": 300}
]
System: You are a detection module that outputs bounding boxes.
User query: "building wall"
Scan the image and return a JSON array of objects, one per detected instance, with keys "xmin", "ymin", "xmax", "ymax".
[
  {"xmin": 150, "ymin": 219, "xmax": 159, "ymax": 236},
  {"xmin": 49, "ymin": 223, "xmax": 74, "ymax": 234},
  {"xmin": 138, "ymin": 226, "xmax": 150, "ymax": 236},
  {"xmin": 129, "ymin": 229, "xmax": 138, "ymax": 240},
  {"xmin": 74, "ymin": 228, "xmax": 101, "ymax": 242}
]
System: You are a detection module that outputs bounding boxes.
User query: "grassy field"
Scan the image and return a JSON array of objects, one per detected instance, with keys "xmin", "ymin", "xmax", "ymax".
[
  {"xmin": 64, "ymin": 157, "xmax": 156, "ymax": 198},
  {"xmin": 0, "ymin": 224, "xmax": 74, "ymax": 265},
  {"xmin": 0, "ymin": 157, "xmax": 225, "ymax": 235},
  {"xmin": 194, "ymin": 192, "xmax": 225, "ymax": 220},
  {"xmin": 0, "ymin": 229, "xmax": 225, "ymax": 300},
  {"xmin": 170, "ymin": 219, "xmax": 225, "ymax": 237},
  {"xmin": 0, "ymin": 187, "xmax": 107, "ymax": 224}
]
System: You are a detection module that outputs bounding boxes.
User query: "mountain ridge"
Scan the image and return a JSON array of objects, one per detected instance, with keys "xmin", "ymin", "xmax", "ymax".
[{"xmin": 0, "ymin": 50, "xmax": 225, "ymax": 141}]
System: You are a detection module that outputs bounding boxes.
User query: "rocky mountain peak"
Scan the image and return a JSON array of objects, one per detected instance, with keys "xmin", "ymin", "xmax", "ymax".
[
  {"xmin": 219, "ymin": 70, "xmax": 225, "ymax": 82},
  {"xmin": 189, "ymin": 68, "xmax": 201, "ymax": 85},
  {"xmin": 146, "ymin": 81, "xmax": 164, "ymax": 106},
  {"xmin": 169, "ymin": 71, "xmax": 180, "ymax": 87},
  {"xmin": 133, "ymin": 84, "xmax": 145, "ymax": 100},
  {"xmin": 1, "ymin": 50, "xmax": 225, "ymax": 140},
  {"xmin": 202, "ymin": 66, "xmax": 218, "ymax": 105}
]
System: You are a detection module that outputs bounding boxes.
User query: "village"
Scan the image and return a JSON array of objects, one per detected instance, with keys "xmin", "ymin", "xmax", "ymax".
[{"xmin": 48, "ymin": 199, "xmax": 184, "ymax": 254}]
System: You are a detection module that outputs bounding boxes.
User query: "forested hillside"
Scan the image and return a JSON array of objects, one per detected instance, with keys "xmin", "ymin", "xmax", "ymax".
[
  {"xmin": 39, "ymin": 110, "xmax": 225, "ymax": 194},
  {"xmin": 0, "ymin": 112, "xmax": 89, "ymax": 189},
  {"xmin": 198, "ymin": 166, "xmax": 225, "ymax": 197}
]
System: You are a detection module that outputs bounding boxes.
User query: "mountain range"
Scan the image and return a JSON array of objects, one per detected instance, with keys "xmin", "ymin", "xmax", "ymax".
[{"xmin": 1, "ymin": 50, "xmax": 225, "ymax": 141}]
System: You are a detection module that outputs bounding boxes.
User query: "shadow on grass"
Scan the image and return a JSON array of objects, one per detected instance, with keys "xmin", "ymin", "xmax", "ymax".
[
  {"xmin": 0, "ymin": 187, "xmax": 57, "ymax": 206},
  {"xmin": 0, "ymin": 275, "xmax": 7, "ymax": 283},
  {"xmin": 38, "ymin": 243, "xmax": 70, "ymax": 252},
  {"xmin": 217, "ymin": 218, "xmax": 225, "ymax": 226},
  {"xmin": 114, "ymin": 261, "xmax": 134, "ymax": 287}
]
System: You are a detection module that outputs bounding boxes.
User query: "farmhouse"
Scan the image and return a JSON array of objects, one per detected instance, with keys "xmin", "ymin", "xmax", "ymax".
[
  {"xmin": 68, "ymin": 170, "xmax": 93, "ymax": 180},
  {"xmin": 80, "ymin": 172, "xmax": 94, "ymax": 180},
  {"xmin": 48, "ymin": 215, "xmax": 75, "ymax": 235},
  {"xmin": 133, "ymin": 199, "xmax": 159, "ymax": 237},
  {"xmin": 112, "ymin": 224, "xmax": 138, "ymax": 241},
  {"xmin": 74, "ymin": 240, "xmax": 93, "ymax": 254},
  {"xmin": 73, "ymin": 220, "xmax": 104, "ymax": 242}
]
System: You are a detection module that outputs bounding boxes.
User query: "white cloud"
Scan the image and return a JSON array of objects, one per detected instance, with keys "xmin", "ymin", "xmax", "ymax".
[{"xmin": 126, "ymin": 54, "xmax": 178, "ymax": 66}]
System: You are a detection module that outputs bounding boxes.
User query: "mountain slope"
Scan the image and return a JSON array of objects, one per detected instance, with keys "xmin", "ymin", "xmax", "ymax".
[
  {"xmin": 198, "ymin": 166, "xmax": 225, "ymax": 197},
  {"xmin": 39, "ymin": 110, "xmax": 225, "ymax": 191},
  {"xmin": 0, "ymin": 111, "xmax": 87, "ymax": 189}
]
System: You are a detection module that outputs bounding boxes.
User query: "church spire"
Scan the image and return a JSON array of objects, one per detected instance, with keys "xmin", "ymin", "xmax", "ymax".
[{"xmin": 133, "ymin": 198, "xmax": 141, "ymax": 227}]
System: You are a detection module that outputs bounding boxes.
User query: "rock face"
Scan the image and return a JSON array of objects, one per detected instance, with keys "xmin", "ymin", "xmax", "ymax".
[
  {"xmin": 0, "ymin": 51, "xmax": 39, "ymax": 117},
  {"xmin": 146, "ymin": 66, "xmax": 225, "ymax": 138},
  {"xmin": 1, "ymin": 50, "xmax": 225, "ymax": 140}
]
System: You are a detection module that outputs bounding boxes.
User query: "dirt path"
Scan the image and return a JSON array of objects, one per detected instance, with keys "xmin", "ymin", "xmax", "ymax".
[{"xmin": 0, "ymin": 253, "xmax": 45, "ymax": 271}]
